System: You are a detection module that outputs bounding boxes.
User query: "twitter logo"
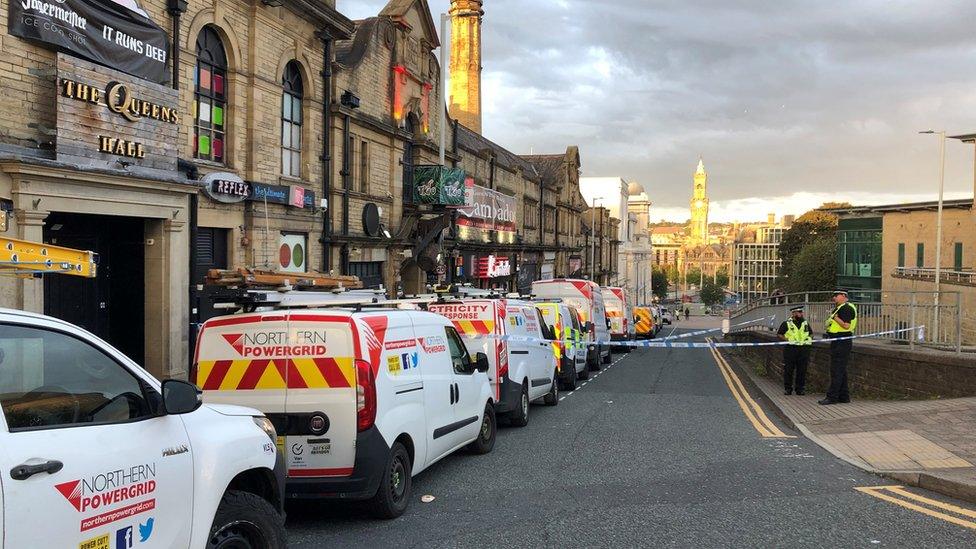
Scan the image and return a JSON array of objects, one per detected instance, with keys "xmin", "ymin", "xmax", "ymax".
[{"xmin": 139, "ymin": 518, "xmax": 154, "ymax": 543}]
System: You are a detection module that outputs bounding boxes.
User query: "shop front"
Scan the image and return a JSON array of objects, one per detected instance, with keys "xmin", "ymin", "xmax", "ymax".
[
  {"xmin": 450, "ymin": 179, "xmax": 518, "ymax": 290},
  {"xmin": 0, "ymin": 51, "xmax": 192, "ymax": 379}
]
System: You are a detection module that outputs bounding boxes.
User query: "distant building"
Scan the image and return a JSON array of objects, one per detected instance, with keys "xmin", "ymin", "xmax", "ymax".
[
  {"xmin": 689, "ymin": 158, "xmax": 710, "ymax": 245},
  {"xmin": 731, "ymin": 214, "xmax": 791, "ymax": 302}
]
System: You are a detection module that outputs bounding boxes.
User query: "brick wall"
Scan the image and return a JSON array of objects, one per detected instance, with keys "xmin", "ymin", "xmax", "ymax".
[{"xmin": 725, "ymin": 331, "xmax": 976, "ymax": 399}]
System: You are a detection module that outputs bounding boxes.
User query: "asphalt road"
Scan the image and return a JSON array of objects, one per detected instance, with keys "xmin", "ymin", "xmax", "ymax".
[{"xmin": 286, "ymin": 328, "xmax": 976, "ymax": 548}]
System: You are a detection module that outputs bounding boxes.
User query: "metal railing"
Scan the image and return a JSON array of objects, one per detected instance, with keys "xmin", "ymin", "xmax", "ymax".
[
  {"xmin": 729, "ymin": 290, "xmax": 963, "ymax": 353},
  {"xmin": 893, "ymin": 267, "xmax": 976, "ymax": 286}
]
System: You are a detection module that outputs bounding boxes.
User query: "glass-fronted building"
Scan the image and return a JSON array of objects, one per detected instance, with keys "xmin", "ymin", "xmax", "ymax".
[{"xmin": 836, "ymin": 216, "xmax": 883, "ymax": 300}]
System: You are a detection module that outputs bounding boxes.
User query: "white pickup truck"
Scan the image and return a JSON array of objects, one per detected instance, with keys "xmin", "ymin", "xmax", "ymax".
[{"xmin": 0, "ymin": 309, "xmax": 287, "ymax": 548}]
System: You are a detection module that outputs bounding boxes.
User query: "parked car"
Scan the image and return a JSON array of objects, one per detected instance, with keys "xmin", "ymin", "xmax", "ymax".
[
  {"xmin": 658, "ymin": 307, "xmax": 674, "ymax": 325},
  {"xmin": 633, "ymin": 306, "xmax": 656, "ymax": 339},
  {"xmin": 428, "ymin": 298, "xmax": 558, "ymax": 428},
  {"xmin": 195, "ymin": 309, "xmax": 496, "ymax": 519},
  {"xmin": 532, "ymin": 279, "xmax": 611, "ymax": 367},
  {"xmin": 0, "ymin": 308, "xmax": 286, "ymax": 548},
  {"xmin": 535, "ymin": 301, "xmax": 587, "ymax": 390}
]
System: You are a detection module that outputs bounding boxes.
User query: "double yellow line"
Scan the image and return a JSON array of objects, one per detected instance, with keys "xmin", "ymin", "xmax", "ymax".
[
  {"xmin": 857, "ymin": 485, "xmax": 976, "ymax": 530},
  {"xmin": 706, "ymin": 337, "xmax": 792, "ymax": 438}
]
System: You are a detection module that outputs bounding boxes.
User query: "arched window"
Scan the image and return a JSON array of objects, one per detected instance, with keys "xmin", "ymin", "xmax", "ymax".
[
  {"xmin": 281, "ymin": 61, "xmax": 303, "ymax": 177},
  {"xmin": 194, "ymin": 26, "xmax": 227, "ymax": 163}
]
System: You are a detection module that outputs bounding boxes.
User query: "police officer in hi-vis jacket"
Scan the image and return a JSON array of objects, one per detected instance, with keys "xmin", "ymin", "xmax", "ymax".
[
  {"xmin": 820, "ymin": 290, "xmax": 857, "ymax": 405},
  {"xmin": 777, "ymin": 306, "xmax": 813, "ymax": 395}
]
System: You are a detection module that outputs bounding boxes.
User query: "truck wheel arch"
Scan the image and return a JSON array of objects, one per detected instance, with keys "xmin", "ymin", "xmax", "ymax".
[{"xmin": 225, "ymin": 468, "xmax": 281, "ymax": 514}]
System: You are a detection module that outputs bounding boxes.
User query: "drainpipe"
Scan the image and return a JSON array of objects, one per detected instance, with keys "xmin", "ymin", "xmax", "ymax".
[
  {"xmin": 451, "ymin": 119, "xmax": 459, "ymax": 168},
  {"xmin": 317, "ymin": 31, "xmax": 334, "ymax": 272},
  {"xmin": 342, "ymin": 113, "xmax": 351, "ymax": 237}
]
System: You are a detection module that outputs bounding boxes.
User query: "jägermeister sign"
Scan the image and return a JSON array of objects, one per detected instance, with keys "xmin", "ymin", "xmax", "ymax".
[{"xmin": 412, "ymin": 166, "xmax": 466, "ymax": 206}]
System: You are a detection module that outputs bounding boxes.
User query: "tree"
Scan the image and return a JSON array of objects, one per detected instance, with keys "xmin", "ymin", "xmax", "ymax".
[
  {"xmin": 700, "ymin": 280, "xmax": 725, "ymax": 306},
  {"xmin": 651, "ymin": 268, "xmax": 669, "ymax": 301},
  {"xmin": 779, "ymin": 203, "xmax": 845, "ymax": 275},
  {"xmin": 714, "ymin": 266, "xmax": 729, "ymax": 288},
  {"xmin": 783, "ymin": 238, "xmax": 837, "ymax": 293},
  {"xmin": 685, "ymin": 266, "xmax": 703, "ymax": 287}
]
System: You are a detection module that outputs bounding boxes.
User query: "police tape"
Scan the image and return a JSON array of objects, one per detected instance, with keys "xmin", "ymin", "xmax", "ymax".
[
  {"xmin": 657, "ymin": 316, "xmax": 771, "ymax": 341},
  {"xmin": 461, "ymin": 325, "xmax": 925, "ymax": 349}
]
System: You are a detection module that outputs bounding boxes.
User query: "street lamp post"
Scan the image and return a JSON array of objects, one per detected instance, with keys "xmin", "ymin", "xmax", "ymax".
[{"xmin": 919, "ymin": 130, "xmax": 946, "ymax": 340}]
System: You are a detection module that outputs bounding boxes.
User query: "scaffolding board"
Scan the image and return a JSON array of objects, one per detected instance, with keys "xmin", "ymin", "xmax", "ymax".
[{"xmin": 0, "ymin": 236, "xmax": 98, "ymax": 278}]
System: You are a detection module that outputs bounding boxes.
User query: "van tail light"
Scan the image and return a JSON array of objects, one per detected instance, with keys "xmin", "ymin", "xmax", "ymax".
[{"xmin": 355, "ymin": 359, "xmax": 376, "ymax": 432}]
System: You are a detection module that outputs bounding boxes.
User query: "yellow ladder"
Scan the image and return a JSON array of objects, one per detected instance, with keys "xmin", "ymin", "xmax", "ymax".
[{"xmin": 0, "ymin": 236, "xmax": 97, "ymax": 278}]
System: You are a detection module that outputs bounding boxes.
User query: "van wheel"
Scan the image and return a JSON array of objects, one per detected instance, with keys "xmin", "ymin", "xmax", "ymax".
[
  {"xmin": 543, "ymin": 376, "xmax": 559, "ymax": 406},
  {"xmin": 561, "ymin": 362, "xmax": 577, "ymax": 391},
  {"xmin": 208, "ymin": 490, "xmax": 286, "ymax": 549},
  {"xmin": 467, "ymin": 403, "xmax": 496, "ymax": 454},
  {"xmin": 577, "ymin": 364, "xmax": 589, "ymax": 380},
  {"xmin": 509, "ymin": 384, "xmax": 529, "ymax": 427},
  {"xmin": 601, "ymin": 348, "xmax": 612, "ymax": 365},
  {"xmin": 369, "ymin": 442, "xmax": 412, "ymax": 519}
]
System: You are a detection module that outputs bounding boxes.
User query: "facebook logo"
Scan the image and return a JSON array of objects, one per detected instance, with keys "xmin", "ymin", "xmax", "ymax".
[{"xmin": 115, "ymin": 526, "xmax": 133, "ymax": 549}]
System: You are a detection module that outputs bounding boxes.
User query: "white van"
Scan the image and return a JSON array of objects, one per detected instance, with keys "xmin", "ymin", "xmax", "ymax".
[
  {"xmin": 427, "ymin": 299, "xmax": 558, "ymax": 428},
  {"xmin": 602, "ymin": 286, "xmax": 633, "ymax": 352},
  {"xmin": 195, "ymin": 309, "xmax": 496, "ymax": 519},
  {"xmin": 534, "ymin": 301, "xmax": 587, "ymax": 390},
  {"xmin": 0, "ymin": 309, "xmax": 286, "ymax": 549},
  {"xmin": 532, "ymin": 279, "xmax": 611, "ymax": 368}
]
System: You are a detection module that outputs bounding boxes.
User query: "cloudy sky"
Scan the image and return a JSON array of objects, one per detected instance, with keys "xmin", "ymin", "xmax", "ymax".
[{"xmin": 340, "ymin": 0, "xmax": 976, "ymax": 222}]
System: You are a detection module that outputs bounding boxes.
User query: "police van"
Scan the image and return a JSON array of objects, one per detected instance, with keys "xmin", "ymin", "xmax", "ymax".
[
  {"xmin": 427, "ymin": 298, "xmax": 558, "ymax": 428},
  {"xmin": 195, "ymin": 308, "xmax": 496, "ymax": 519},
  {"xmin": 0, "ymin": 309, "xmax": 286, "ymax": 548},
  {"xmin": 531, "ymin": 279, "xmax": 611, "ymax": 368},
  {"xmin": 534, "ymin": 301, "xmax": 587, "ymax": 390}
]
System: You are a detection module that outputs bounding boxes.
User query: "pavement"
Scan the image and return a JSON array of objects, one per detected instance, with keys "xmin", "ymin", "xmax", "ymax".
[
  {"xmin": 284, "ymin": 325, "xmax": 976, "ymax": 547},
  {"xmin": 721, "ymin": 342, "xmax": 976, "ymax": 506}
]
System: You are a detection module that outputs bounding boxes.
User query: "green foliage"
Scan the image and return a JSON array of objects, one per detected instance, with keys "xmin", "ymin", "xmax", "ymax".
[
  {"xmin": 651, "ymin": 268, "xmax": 669, "ymax": 301},
  {"xmin": 685, "ymin": 267, "xmax": 703, "ymax": 286},
  {"xmin": 779, "ymin": 205, "xmax": 841, "ymax": 274},
  {"xmin": 714, "ymin": 266, "xmax": 729, "ymax": 288},
  {"xmin": 784, "ymin": 238, "xmax": 837, "ymax": 293},
  {"xmin": 700, "ymin": 280, "xmax": 725, "ymax": 306}
]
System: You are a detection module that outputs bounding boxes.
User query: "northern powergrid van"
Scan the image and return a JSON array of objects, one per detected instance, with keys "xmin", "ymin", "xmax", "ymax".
[
  {"xmin": 195, "ymin": 309, "xmax": 496, "ymax": 519},
  {"xmin": 531, "ymin": 279, "xmax": 612, "ymax": 367},
  {"xmin": 427, "ymin": 299, "xmax": 558, "ymax": 427},
  {"xmin": 602, "ymin": 286, "xmax": 633, "ymax": 350}
]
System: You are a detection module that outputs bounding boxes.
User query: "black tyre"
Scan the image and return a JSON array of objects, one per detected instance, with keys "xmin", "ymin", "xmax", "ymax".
[
  {"xmin": 509, "ymin": 383, "xmax": 529, "ymax": 427},
  {"xmin": 543, "ymin": 376, "xmax": 559, "ymax": 406},
  {"xmin": 560, "ymin": 358, "xmax": 577, "ymax": 390},
  {"xmin": 601, "ymin": 347, "xmax": 612, "ymax": 364},
  {"xmin": 588, "ymin": 347, "xmax": 602, "ymax": 372},
  {"xmin": 208, "ymin": 490, "xmax": 286, "ymax": 549},
  {"xmin": 368, "ymin": 441, "xmax": 412, "ymax": 519},
  {"xmin": 577, "ymin": 362, "xmax": 589, "ymax": 380},
  {"xmin": 467, "ymin": 403, "xmax": 496, "ymax": 454}
]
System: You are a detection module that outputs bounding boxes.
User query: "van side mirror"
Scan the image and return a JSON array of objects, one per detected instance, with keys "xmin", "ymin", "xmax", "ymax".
[
  {"xmin": 473, "ymin": 352, "xmax": 489, "ymax": 373},
  {"xmin": 162, "ymin": 379, "xmax": 202, "ymax": 415},
  {"xmin": 584, "ymin": 321, "xmax": 594, "ymax": 332}
]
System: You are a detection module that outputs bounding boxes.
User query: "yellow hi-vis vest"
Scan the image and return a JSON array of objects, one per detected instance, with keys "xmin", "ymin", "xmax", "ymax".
[
  {"xmin": 826, "ymin": 302, "xmax": 857, "ymax": 334},
  {"xmin": 785, "ymin": 320, "xmax": 813, "ymax": 345}
]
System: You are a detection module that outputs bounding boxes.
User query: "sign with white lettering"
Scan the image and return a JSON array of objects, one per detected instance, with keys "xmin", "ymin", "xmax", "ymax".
[
  {"xmin": 455, "ymin": 178, "xmax": 517, "ymax": 242},
  {"xmin": 202, "ymin": 172, "xmax": 250, "ymax": 204},
  {"xmin": 8, "ymin": 0, "xmax": 170, "ymax": 84}
]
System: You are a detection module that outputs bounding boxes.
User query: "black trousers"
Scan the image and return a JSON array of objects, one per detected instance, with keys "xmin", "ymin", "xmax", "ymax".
[
  {"xmin": 827, "ymin": 336, "xmax": 853, "ymax": 401},
  {"xmin": 783, "ymin": 345, "xmax": 810, "ymax": 392}
]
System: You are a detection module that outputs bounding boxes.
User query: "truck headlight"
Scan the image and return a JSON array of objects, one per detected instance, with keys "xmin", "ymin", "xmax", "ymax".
[{"xmin": 253, "ymin": 416, "xmax": 276, "ymax": 442}]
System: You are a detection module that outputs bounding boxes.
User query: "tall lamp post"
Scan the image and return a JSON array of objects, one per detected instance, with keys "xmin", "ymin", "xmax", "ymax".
[
  {"xmin": 919, "ymin": 130, "xmax": 946, "ymax": 339},
  {"xmin": 590, "ymin": 197, "xmax": 604, "ymax": 281}
]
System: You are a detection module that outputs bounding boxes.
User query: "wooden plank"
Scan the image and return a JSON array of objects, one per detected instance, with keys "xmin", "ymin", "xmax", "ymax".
[{"xmin": 206, "ymin": 268, "xmax": 363, "ymax": 290}]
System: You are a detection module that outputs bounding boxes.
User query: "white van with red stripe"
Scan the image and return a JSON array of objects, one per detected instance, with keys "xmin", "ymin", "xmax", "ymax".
[
  {"xmin": 194, "ymin": 309, "xmax": 496, "ymax": 519},
  {"xmin": 427, "ymin": 299, "xmax": 558, "ymax": 428},
  {"xmin": 601, "ymin": 286, "xmax": 633, "ymax": 351},
  {"xmin": 532, "ymin": 279, "xmax": 612, "ymax": 368}
]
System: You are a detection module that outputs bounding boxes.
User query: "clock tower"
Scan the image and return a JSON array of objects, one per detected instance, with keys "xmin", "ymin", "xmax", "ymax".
[{"xmin": 689, "ymin": 158, "xmax": 709, "ymax": 244}]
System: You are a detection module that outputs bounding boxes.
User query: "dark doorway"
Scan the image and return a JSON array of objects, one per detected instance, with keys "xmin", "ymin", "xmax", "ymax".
[{"xmin": 43, "ymin": 213, "xmax": 145, "ymax": 364}]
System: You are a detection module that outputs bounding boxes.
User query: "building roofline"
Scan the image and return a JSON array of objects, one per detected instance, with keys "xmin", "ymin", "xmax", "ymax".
[{"xmin": 828, "ymin": 198, "xmax": 974, "ymax": 216}]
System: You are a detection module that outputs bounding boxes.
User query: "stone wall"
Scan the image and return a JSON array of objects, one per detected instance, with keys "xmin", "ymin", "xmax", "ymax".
[{"xmin": 725, "ymin": 330, "xmax": 976, "ymax": 400}]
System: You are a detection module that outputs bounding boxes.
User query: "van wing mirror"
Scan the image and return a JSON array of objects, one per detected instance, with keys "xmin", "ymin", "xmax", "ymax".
[
  {"xmin": 162, "ymin": 379, "xmax": 202, "ymax": 415},
  {"xmin": 474, "ymin": 352, "xmax": 490, "ymax": 373},
  {"xmin": 584, "ymin": 321, "xmax": 594, "ymax": 332}
]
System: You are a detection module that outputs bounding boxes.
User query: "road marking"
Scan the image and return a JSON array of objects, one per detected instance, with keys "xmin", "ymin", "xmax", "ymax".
[
  {"xmin": 706, "ymin": 337, "xmax": 792, "ymax": 438},
  {"xmin": 856, "ymin": 486, "xmax": 976, "ymax": 530}
]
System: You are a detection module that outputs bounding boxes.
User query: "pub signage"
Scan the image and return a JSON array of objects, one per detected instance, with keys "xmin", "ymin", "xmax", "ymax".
[
  {"xmin": 412, "ymin": 166, "xmax": 466, "ymax": 206},
  {"xmin": 9, "ymin": 0, "xmax": 170, "ymax": 84},
  {"xmin": 249, "ymin": 182, "xmax": 316, "ymax": 209},
  {"xmin": 202, "ymin": 172, "xmax": 250, "ymax": 204}
]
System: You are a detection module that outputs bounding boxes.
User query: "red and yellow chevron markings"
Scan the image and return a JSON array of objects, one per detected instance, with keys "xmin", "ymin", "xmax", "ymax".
[
  {"xmin": 452, "ymin": 320, "xmax": 496, "ymax": 335},
  {"xmin": 197, "ymin": 357, "xmax": 355, "ymax": 390}
]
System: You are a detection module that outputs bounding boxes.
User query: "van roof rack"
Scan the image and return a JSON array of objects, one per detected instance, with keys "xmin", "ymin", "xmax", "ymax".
[{"xmin": 210, "ymin": 287, "xmax": 435, "ymax": 312}]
